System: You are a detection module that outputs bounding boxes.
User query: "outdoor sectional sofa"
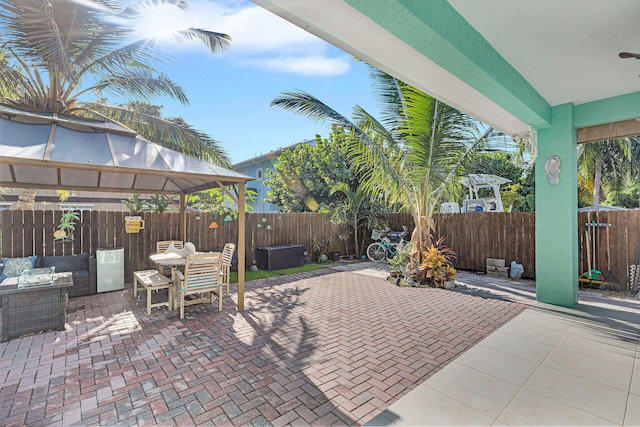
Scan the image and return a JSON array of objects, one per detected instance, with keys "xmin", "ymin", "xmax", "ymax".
[{"xmin": 0, "ymin": 254, "xmax": 96, "ymax": 298}]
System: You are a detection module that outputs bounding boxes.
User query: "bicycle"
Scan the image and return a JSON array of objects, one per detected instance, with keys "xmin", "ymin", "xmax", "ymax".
[{"xmin": 366, "ymin": 227, "xmax": 409, "ymax": 262}]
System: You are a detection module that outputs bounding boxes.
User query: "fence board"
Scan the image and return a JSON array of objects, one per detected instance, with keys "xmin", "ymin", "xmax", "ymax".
[
  {"xmin": 23, "ymin": 211, "xmax": 33, "ymax": 257},
  {"xmin": 605, "ymin": 212, "xmax": 626, "ymax": 287},
  {"xmin": 106, "ymin": 212, "xmax": 116, "ymax": 249},
  {"xmin": 96, "ymin": 211, "xmax": 105, "ymax": 249},
  {"xmin": 90, "ymin": 211, "xmax": 98, "ymax": 256},
  {"xmin": 629, "ymin": 211, "xmax": 635, "ymax": 290},
  {"xmin": 0, "ymin": 211, "xmax": 13, "ymax": 257},
  {"xmin": 155, "ymin": 212, "xmax": 164, "ymax": 242},
  {"xmin": 11, "ymin": 211, "xmax": 23, "ymax": 258},
  {"xmin": 608, "ymin": 211, "xmax": 623, "ymax": 286},
  {"xmin": 43, "ymin": 211, "xmax": 54, "ymax": 256},
  {"xmin": 79, "ymin": 211, "xmax": 89, "ymax": 255},
  {"xmin": 33, "ymin": 210, "xmax": 44, "ymax": 258},
  {"xmin": 52, "ymin": 211, "xmax": 62, "ymax": 256}
]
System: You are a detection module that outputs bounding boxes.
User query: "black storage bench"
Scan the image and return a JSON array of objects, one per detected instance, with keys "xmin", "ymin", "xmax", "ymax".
[{"xmin": 256, "ymin": 244, "xmax": 304, "ymax": 271}]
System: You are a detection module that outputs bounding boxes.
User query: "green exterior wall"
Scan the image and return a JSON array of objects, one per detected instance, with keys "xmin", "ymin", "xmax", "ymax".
[
  {"xmin": 535, "ymin": 104, "xmax": 578, "ymax": 307},
  {"xmin": 575, "ymin": 91, "xmax": 640, "ymax": 128}
]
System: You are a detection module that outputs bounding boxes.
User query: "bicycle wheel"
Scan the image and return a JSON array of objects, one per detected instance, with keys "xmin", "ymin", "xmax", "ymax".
[{"xmin": 367, "ymin": 243, "xmax": 387, "ymax": 262}]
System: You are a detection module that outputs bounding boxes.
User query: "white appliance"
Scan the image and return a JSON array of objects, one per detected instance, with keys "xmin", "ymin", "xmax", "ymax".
[{"xmin": 97, "ymin": 247, "xmax": 125, "ymax": 292}]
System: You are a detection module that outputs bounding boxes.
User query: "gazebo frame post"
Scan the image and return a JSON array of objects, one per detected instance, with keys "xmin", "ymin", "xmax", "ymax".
[
  {"xmin": 179, "ymin": 193, "xmax": 186, "ymax": 243},
  {"xmin": 237, "ymin": 182, "xmax": 246, "ymax": 311}
]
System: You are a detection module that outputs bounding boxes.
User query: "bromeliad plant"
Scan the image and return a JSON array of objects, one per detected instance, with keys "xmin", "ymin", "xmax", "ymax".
[{"xmin": 412, "ymin": 236, "xmax": 457, "ymax": 287}]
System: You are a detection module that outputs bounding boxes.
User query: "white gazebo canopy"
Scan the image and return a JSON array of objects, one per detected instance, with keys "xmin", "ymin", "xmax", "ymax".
[{"xmin": 0, "ymin": 104, "xmax": 250, "ymax": 194}]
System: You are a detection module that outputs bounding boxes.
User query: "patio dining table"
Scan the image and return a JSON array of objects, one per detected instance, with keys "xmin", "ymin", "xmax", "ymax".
[
  {"xmin": 149, "ymin": 252, "xmax": 223, "ymax": 310},
  {"xmin": 149, "ymin": 252, "xmax": 187, "ymax": 271},
  {"xmin": 149, "ymin": 252, "xmax": 187, "ymax": 287},
  {"xmin": 150, "ymin": 252, "xmax": 224, "ymax": 272}
]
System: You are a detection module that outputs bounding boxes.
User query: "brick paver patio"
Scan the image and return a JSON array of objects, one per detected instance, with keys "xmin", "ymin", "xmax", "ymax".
[{"xmin": 0, "ymin": 264, "xmax": 527, "ymax": 426}]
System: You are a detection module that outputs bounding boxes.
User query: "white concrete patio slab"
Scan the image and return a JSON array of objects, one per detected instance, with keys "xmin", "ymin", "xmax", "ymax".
[{"xmin": 366, "ymin": 290, "xmax": 640, "ymax": 426}]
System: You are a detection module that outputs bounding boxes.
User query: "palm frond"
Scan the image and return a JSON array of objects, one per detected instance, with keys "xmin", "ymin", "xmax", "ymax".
[
  {"xmin": 367, "ymin": 65, "xmax": 406, "ymax": 133},
  {"xmin": 0, "ymin": 54, "xmax": 28, "ymax": 92},
  {"xmin": 86, "ymin": 70, "xmax": 189, "ymax": 105},
  {"xmin": 351, "ymin": 104, "xmax": 396, "ymax": 145},
  {"xmin": 74, "ymin": 37, "xmax": 166, "ymax": 81},
  {"xmin": 175, "ymin": 28, "xmax": 232, "ymax": 54},
  {"xmin": 272, "ymin": 89, "xmax": 410, "ymax": 210},
  {"xmin": 348, "ymin": 106, "xmax": 408, "ymax": 203},
  {"xmin": 271, "ymin": 90, "xmax": 353, "ymax": 127},
  {"xmin": 0, "ymin": 0, "xmax": 101, "ymax": 78},
  {"xmin": 75, "ymin": 103, "xmax": 230, "ymax": 166}
]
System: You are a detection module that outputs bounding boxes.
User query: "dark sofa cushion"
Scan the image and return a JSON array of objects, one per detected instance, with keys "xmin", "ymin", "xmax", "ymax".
[
  {"xmin": 72, "ymin": 270, "xmax": 89, "ymax": 280},
  {"xmin": 41, "ymin": 253, "xmax": 89, "ymax": 272}
]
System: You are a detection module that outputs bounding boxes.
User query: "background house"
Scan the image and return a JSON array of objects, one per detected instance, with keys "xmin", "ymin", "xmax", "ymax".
[
  {"xmin": 0, "ymin": 189, "xmax": 134, "ymax": 212},
  {"xmin": 233, "ymin": 139, "xmax": 316, "ymax": 213},
  {"xmin": 0, "ymin": 189, "xmax": 181, "ymax": 213}
]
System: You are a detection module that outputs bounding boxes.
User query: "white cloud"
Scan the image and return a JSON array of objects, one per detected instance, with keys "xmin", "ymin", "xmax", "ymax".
[
  {"xmin": 241, "ymin": 55, "xmax": 352, "ymax": 76},
  {"xmin": 137, "ymin": 0, "xmax": 351, "ymax": 76},
  {"xmin": 210, "ymin": 4, "xmax": 322, "ymax": 55}
]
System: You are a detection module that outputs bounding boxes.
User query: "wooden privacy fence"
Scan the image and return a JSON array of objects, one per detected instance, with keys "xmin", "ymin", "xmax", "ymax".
[
  {"xmin": 577, "ymin": 210, "xmax": 640, "ymax": 291},
  {"xmin": 434, "ymin": 212, "xmax": 536, "ymax": 278},
  {"xmin": 0, "ymin": 210, "xmax": 360, "ymax": 282},
  {"xmin": 0, "ymin": 209, "xmax": 637, "ymax": 288},
  {"xmin": 435, "ymin": 210, "xmax": 640, "ymax": 288}
]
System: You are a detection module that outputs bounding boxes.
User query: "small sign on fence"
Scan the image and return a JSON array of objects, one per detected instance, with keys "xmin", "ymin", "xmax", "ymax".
[{"xmin": 124, "ymin": 216, "xmax": 145, "ymax": 234}]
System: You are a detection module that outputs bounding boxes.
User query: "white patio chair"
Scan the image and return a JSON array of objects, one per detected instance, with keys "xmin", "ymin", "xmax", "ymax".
[
  {"xmin": 221, "ymin": 243, "xmax": 236, "ymax": 295},
  {"xmin": 175, "ymin": 252, "xmax": 223, "ymax": 319}
]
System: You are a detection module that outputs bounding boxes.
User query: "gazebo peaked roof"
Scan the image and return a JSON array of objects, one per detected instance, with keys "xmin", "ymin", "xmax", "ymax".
[{"xmin": 0, "ymin": 104, "xmax": 251, "ymax": 194}]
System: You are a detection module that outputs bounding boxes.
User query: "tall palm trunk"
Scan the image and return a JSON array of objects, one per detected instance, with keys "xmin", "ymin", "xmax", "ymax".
[
  {"xmin": 593, "ymin": 159, "xmax": 602, "ymax": 209},
  {"xmin": 352, "ymin": 218, "xmax": 360, "ymax": 258}
]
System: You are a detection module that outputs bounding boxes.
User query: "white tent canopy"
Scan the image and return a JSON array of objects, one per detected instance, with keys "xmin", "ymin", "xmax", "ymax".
[
  {"xmin": 460, "ymin": 174, "xmax": 511, "ymax": 192},
  {"xmin": 0, "ymin": 104, "xmax": 251, "ymax": 194}
]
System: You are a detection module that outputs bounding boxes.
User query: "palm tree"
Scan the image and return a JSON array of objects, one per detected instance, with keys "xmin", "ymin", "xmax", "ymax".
[
  {"xmin": 0, "ymin": 0, "xmax": 230, "ymax": 166},
  {"xmin": 578, "ymin": 138, "xmax": 635, "ymax": 208},
  {"xmin": 329, "ymin": 182, "xmax": 383, "ymax": 257},
  {"xmin": 271, "ymin": 67, "xmax": 497, "ymax": 253}
]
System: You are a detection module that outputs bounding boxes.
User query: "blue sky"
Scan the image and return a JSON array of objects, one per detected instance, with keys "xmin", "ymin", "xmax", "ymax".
[{"xmin": 132, "ymin": 0, "xmax": 381, "ymax": 164}]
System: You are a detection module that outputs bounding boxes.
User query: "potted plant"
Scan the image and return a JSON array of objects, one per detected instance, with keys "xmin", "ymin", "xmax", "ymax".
[
  {"xmin": 311, "ymin": 235, "xmax": 334, "ymax": 263},
  {"xmin": 387, "ymin": 240, "xmax": 413, "ymax": 279},
  {"xmin": 387, "ymin": 254, "xmax": 405, "ymax": 283},
  {"xmin": 147, "ymin": 194, "xmax": 170, "ymax": 212},
  {"xmin": 122, "ymin": 193, "xmax": 149, "ymax": 214}
]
